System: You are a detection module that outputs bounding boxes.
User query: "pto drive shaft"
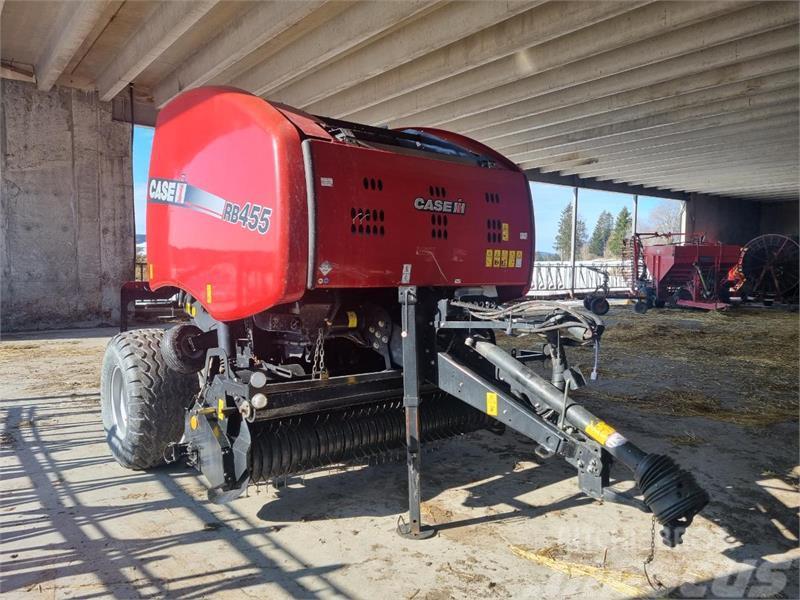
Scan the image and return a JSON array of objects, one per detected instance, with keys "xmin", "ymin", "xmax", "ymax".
[{"xmin": 467, "ymin": 339, "xmax": 709, "ymax": 547}]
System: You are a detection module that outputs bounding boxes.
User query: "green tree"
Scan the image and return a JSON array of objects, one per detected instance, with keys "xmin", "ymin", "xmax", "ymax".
[
  {"xmin": 605, "ymin": 206, "xmax": 632, "ymax": 258},
  {"xmin": 554, "ymin": 203, "xmax": 587, "ymax": 260},
  {"xmin": 587, "ymin": 210, "xmax": 613, "ymax": 257}
]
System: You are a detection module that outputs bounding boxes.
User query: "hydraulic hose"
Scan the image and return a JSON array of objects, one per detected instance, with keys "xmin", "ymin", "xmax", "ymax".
[{"xmin": 468, "ymin": 339, "xmax": 709, "ymax": 546}]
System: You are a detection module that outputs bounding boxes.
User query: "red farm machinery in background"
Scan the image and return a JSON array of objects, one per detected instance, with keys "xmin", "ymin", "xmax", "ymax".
[{"xmin": 625, "ymin": 233, "xmax": 742, "ymax": 311}]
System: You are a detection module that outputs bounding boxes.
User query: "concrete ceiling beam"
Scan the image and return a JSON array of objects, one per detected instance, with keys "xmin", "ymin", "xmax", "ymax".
[
  {"xmin": 304, "ymin": 0, "xmax": 641, "ymax": 118},
  {"xmin": 228, "ymin": 0, "xmax": 436, "ymax": 100},
  {"xmin": 543, "ymin": 127, "xmax": 797, "ymax": 175},
  {"xmin": 564, "ymin": 140, "xmax": 798, "ymax": 178},
  {"xmin": 97, "ymin": 0, "xmax": 218, "ymax": 102},
  {"xmin": 356, "ymin": 1, "xmax": 795, "ymax": 127},
  {"xmin": 152, "ymin": 1, "xmax": 324, "ymax": 108},
  {"xmin": 632, "ymin": 170, "xmax": 799, "ymax": 187},
  {"xmin": 509, "ymin": 101, "xmax": 799, "ymax": 164},
  {"xmin": 652, "ymin": 184, "xmax": 799, "ymax": 198},
  {"xmin": 529, "ymin": 115, "xmax": 800, "ymax": 171},
  {"xmin": 499, "ymin": 87, "xmax": 799, "ymax": 157},
  {"xmin": 629, "ymin": 178, "xmax": 799, "ymax": 197},
  {"xmin": 265, "ymin": 1, "xmax": 538, "ymax": 111},
  {"xmin": 35, "ymin": 0, "xmax": 109, "ymax": 92},
  {"xmin": 486, "ymin": 69, "xmax": 798, "ymax": 150},
  {"xmin": 603, "ymin": 156, "xmax": 799, "ymax": 182},
  {"xmin": 444, "ymin": 39, "xmax": 799, "ymax": 136}
]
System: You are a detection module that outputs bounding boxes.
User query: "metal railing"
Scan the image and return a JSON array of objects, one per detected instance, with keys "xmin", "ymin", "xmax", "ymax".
[{"xmin": 528, "ymin": 260, "xmax": 630, "ymax": 297}]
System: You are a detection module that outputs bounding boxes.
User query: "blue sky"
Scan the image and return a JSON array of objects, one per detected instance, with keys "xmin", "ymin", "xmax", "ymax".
[
  {"xmin": 132, "ymin": 125, "xmax": 155, "ymax": 235},
  {"xmin": 133, "ymin": 125, "xmax": 673, "ymax": 252}
]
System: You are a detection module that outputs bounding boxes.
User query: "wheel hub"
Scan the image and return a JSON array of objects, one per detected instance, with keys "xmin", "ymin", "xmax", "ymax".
[{"xmin": 110, "ymin": 366, "xmax": 129, "ymax": 437}]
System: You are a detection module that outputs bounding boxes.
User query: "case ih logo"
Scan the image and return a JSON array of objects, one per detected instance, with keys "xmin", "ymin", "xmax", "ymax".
[
  {"xmin": 147, "ymin": 177, "xmax": 271, "ymax": 236},
  {"xmin": 149, "ymin": 178, "xmax": 187, "ymax": 204},
  {"xmin": 414, "ymin": 197, "xmax": 466, "ymax": 215}
]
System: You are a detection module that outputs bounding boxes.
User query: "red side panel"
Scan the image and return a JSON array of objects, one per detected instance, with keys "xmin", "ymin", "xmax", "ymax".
[
  {"xmin": 309, "ymin": 140, "xmax": 534, "ymax": 293},
  {"xmin": 147, "ymin": 87, "xmax": 308, "ymax": 321}
]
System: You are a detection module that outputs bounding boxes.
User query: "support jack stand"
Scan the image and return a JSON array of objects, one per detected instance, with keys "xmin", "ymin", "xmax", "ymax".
[
  {"xmin": 397, "ymin": 286, "xmax": 436, "ymax": 541},
  {"xmin": 396, "ymin": 515, "xmax": 436, "ymax": 540}
]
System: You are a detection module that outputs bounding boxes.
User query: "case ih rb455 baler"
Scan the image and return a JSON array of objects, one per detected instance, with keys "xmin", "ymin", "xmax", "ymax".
[{"xmin": 101, "ymin": 87, "xmax": 707, "ymax": 545}]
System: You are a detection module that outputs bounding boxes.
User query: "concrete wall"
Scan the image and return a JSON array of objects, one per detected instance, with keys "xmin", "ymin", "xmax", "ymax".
[
  {"xmin": 1, "ymin": 80, "xmax": 134, "ymax": 332},
  {"xmin": 685, "ymin": 193, "xmax": 762, "ymax": 245},
  {"xmin": 686, "ymin": 193, "xmax": 799, "ymax": 244},
  {"xmin": 759, "ymin": 200, "xmax": 799, "ymax": 237}
]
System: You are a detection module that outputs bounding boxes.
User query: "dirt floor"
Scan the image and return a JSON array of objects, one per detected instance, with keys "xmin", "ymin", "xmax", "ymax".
[{"xmin": 1, "ymin": 307, "xmax": 798, "ymax": 599}]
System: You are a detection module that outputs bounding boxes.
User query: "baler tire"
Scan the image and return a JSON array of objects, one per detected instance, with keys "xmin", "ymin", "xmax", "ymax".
[{"xmin": 100, "ymin": 328, "xmax": 198, "ymax": 470}]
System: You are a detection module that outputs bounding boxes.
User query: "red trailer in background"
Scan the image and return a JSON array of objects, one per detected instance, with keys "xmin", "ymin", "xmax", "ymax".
[{"xmin": 628, "ymin": 233, "xmax": 741, "ymax": 311}]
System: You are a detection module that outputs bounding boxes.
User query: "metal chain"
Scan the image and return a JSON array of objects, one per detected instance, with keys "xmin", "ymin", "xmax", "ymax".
[
  {"xmin": 645, "ymin": 514, "xmax": 656, "ymax": 566},
  {"xmin": 643, "ymin": 514, "xmax": 663, "ymax": 592},
  {"xmin": 311, "ymin": 328, "xmax": 328, "ymax": 380}
]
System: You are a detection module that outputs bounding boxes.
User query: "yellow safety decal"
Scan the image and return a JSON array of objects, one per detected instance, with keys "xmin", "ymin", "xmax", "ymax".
[
  {"xmin": 206, "ymin": 283, "xmax": 213, "ymax": 304},
  {"xmin": 515, "ymin": 250, "xmax": 523, "ymax": 268},
  {"xmin": 486, "ymin": 392, "xmax": 498, "ymax": 416},
  {"xmin": 502, "ymin": 223, "xmax": 509, "ymax": 241},
  {"xmin": 148, "ymin": 263, "xmax": 154, "ymax": 280},
  {"xmin": 485, "ymin": 249, "xmax": 493, "ymax": 267},
  {"xmin": 501, "ymin": 249, "xmax": 509, "ymax": 268},
  {"xmin": 493, "ymin": 249, "xmax": 501, "ymax": 268},
  {"xmin": 346, "ymin": 310, "xmax": 358, "ymax": 328},
  {"xmin": 190, "ymin": 305, "xmax": 197, "ymax": 317},
  {"xmin": 585, "ymin": 420, "xmax": 616, "ymax": 445},
  {"xmin": 217, "ymin": 398, "xmax": 226, "ymax": 420},
  {"xmin": 190, "ymin": 415, "xmax": 198, "ymax": 430}
]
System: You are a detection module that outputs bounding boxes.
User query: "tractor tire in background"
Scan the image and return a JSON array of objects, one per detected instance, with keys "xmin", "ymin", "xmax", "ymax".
[
  {"xmin": 589, "ymin": 296, "xmax": 610, "ymax": 316},
  {"xmin": 100, "ymin": 328, "xmax": 199, "ymax": 470}
]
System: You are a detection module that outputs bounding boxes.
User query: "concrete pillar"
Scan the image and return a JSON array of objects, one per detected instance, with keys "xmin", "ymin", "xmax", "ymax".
[{"xmin": 1, "ymin": 79, "xmax": 134, "ymax": 332}]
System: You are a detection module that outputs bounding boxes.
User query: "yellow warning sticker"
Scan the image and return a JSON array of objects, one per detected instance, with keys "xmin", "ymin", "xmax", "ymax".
[
  {"xmin": 502, "ymin": 223, "xmax": 509, "ymax": 241},
  {"xmin": 217, "ymin": 398, "xmax": 226, "ymax": 420},
  {"xmin": 585, "ymin": 420, "xmax": 617, "ymax": 445},
  {"xmin": 206, "ymin": 283, "xmax": 213, "ymax": 304},
  {"xmin": 190, "ymin": 415, "xmax": 198, "ymax": 430},
  {"xmin": 485, "ymin": 248, "xmax": 493, "ymax": 267},
  {"xmin": 493, "ymin": 249, "xmax": 501, "ymax": 268},
  {"xmin": 515, "ymin": 250, "xmax": 523, "ymax": 268},
  {"xmin": 501, "ymin": 249, "xmax": 509, "ymax": 268},
  {"xmin": 486, "ymin": 392, "xmax": 498, "ymax": 416},
  {"xmin": 346, "ymin": 310, "xmax": 358, "ymax": 328}
]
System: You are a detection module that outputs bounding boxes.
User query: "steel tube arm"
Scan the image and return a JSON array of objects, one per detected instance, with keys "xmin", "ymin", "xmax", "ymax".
[
  {"xmin": 466, "ymin": 338, "xmax": 709, "ymax": 547},
  {"xmin": 469, "ymin": 339, "xmax": 646, "ymax": 470}
]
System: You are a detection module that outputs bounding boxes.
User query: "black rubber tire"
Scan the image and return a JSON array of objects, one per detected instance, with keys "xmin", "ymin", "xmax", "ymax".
[
  {"xmin": 583, "ymin": 296, "xmax": 593, "ymax": 310},
  {"xmin": 590, "ymin": 296, "xmax": 610, "ymax": 316},
  {"xmin": 100, "ymin": 328, "xmax": 198, "ymax": 470},
  {"xmin": 162, "ymin": 324, "xmax": 206, "ymax": 374},
  {"xmin": 717, "ymin": 282, "xmax": 732, "ymax": 304},
  {"xmin": 633, "ymin": 299, "xmax": 649, "ymax": 314}
]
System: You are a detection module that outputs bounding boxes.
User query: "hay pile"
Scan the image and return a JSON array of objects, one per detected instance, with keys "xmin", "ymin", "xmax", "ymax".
[
  {"xmin": 590, "ymin": 307, "xmax": 798, "ymax": 427},
  {"xmin": 502, "ymin": 306, "xmax": 799, "ymax": 427}
]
